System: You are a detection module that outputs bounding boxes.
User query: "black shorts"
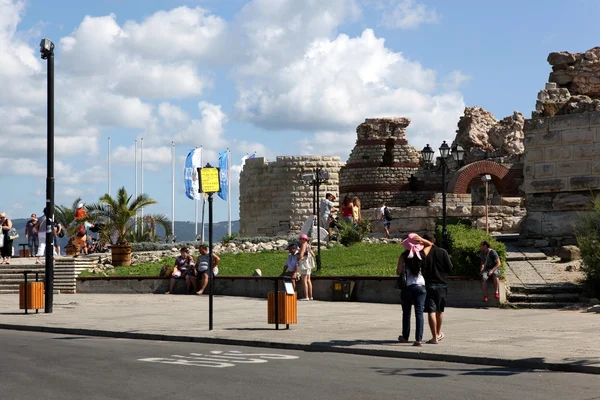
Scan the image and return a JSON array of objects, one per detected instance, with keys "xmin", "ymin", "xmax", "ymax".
[{"xmin": 424, "ymin": 285, "xmax": 447, "ymax": 313}]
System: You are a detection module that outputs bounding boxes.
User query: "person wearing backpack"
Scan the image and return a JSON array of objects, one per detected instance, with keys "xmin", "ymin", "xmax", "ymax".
[
  {"xmin": 35, "ymin": 208, "xmax": 57, "ymax": 264},
  {"xmin": 54, "ymin": 222, "xmax": 64, "ymax": 256},
  {"xmin": 378, "ymin": 201, "xmax": 392, "ymax": 239}
]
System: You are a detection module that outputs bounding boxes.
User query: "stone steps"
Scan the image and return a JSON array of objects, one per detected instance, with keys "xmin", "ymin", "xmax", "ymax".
[
  {"xmin": 509, "ymin": 283, "xmax": 582, "ymax": 294},
  {"xmin": 502, "ymin": 302, "xmax": 587, "ymax": 309},
  {"xmin": 506, "ymin": 282, "xmax": 584, "ymax": 309},
  {"xmin": 507, "ymin": 293, "xmax": 581, "ymax": 303}
]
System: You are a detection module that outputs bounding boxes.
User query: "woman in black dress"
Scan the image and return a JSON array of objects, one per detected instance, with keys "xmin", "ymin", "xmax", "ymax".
[{"xmin": 0, "ymin": 212, "xmax": 14, "ymax": 264}]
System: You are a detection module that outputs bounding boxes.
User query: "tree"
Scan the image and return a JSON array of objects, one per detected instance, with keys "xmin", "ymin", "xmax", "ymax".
[{"xmin": 86, "ymin": 187, "xmax": 172, "ymax": 245}]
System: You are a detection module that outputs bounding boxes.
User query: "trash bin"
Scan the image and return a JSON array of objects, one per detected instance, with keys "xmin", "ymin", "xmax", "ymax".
[
  {"xmin": 19, "ymin": 271, "xmax": 44, "ymax": 314},
  {"xmin": 332, "ymin": 280, "xmax": 355, "ymax": 301},
  {"xmin": 268, "ymin": 291, "xmax": 297, "ymax": 325}
]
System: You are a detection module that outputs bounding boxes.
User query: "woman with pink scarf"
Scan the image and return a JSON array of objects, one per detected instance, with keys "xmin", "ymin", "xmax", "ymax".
[{"xmin": 396, "ymin": 233, "xmax": 433, "ymax": 346}]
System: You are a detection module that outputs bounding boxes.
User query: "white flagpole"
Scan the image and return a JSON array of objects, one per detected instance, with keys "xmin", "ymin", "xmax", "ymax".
[
  {"xmin": 200, "ymin": 146, "xmax": 205, "ymax": 243},
  {"xmin": 141, "ymin": 137, "xmax": 144, "ymax": 235},
  {"xmin": 227, "ymin": 148, "xmax": 231, "ymax": 236},
  {"xmin": 134, "ymin": 139, "xmax": 138, "ymax": 233},
  {"xmin": 195, "ymin": 146, "xmax": 201, "ymax": 239},
  {"xmin": 171, "ymin": 141, "xmax": 175, "ymax": 241},
  {"xmin": 107, "ymin": 136, "xmax": 111, "ymax": 196}
]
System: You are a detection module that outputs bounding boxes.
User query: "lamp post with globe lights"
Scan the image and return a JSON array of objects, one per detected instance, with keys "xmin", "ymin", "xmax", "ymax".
[
  {"xmin": 421, "ymin": 141, "xmax": 465, "ymax": 250},
  {"xmin": 302, "ymin": 168, "xmax": 329, "ymax": 271}
]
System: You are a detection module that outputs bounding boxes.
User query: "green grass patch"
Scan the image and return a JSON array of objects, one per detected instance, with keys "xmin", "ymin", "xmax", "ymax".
[{"xmin": 79, "ymin": 257, "xmax": 173, "ymax": 277}]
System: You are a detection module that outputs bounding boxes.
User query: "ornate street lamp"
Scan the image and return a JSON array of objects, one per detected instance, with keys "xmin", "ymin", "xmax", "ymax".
[{"xmin": 302, "ymin": 169, "xmax": 328, "ymax": 271}]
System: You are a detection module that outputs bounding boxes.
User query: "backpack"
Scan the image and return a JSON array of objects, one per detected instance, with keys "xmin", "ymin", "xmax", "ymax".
[
  {"xmin": 57, "ymin": 224, "xmax": 65, "ymax": 238},
  {"xmin": 383, "ymin": 206, "xmax": 393, "ymax": 221},
  {"xmin": 76, "ymin": 225, "xmax": 86, "ymax": 237}
]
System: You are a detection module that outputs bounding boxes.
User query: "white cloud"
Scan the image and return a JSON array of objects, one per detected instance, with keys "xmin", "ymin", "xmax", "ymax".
[
  {"xmin": 443, "ymin": 70, "xmax": 472, "ymax": 91},
  {"xmin": 379, "ymin": 0, "xmax": 439, "ymax": 30}
]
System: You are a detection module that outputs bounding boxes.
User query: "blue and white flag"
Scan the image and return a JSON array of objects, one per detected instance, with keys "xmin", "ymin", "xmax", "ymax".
[
  {"xmin": 184, "ymin": 148, "xmax": 203, "ymax": 200},
  {"xmin": 218, "ymin": 150, "xmax": 228, "ymax": 201}
]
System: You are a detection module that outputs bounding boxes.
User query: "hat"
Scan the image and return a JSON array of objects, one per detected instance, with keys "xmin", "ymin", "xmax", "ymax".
[
  {"xmin": 287, "ymin": 242, "xmax": 299, "ymax": 250},
  {"xmin": 77, "ymin": 203, "xmax": 84, "ymax": 209},
  {"xmin": 0, "ymin": 212, "xmax": 5, "ymax": 218},
  {"xmin": 402, "ymin": 233, "xmax": 424, "ymax": 260},
  {"xmin": 299, "ymin": 234, "xmax": 309, "ymax": 241}
]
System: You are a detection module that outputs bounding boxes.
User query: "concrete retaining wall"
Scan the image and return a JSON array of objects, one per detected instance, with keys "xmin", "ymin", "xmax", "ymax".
[
  {"xmin": 77, "ymin": 276, "xmax": 506, "ymax": 308},
  {"xmin": 55, "ymin": 257, "xmax": 97, "ymax": 294}
]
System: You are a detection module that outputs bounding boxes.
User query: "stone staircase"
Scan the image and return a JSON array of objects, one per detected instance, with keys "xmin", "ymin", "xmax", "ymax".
[
  {"xmin": 495, "ymin": 235, "xmax": 586, "ymax": 309},
  {"xmin": 0, "ymin": 263, "xmax": 45, "ymax": 294}
]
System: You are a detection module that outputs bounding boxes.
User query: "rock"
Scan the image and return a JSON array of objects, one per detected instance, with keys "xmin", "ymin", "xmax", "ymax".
[
  {"xmin": 252, "ymin": 269, "xmax": 262, "ymax": 277},
  {"xmin": 227, "ymin": 243, "xmax": 237, "ymax": 249},
  {"xmin": 263, "ymin": 244, "xmax": 274, "ymax": 251},
  {"xmin": 549, "ymin": 70, "xmax": 573, "ymax": 85},
  {"xmin": 487, "ymin": 111, "xmax": 525, "ymax": 155},
  {"xmin": 558, "ymin": 245, "xmax": 581, "ymax": 262},
  {"xmin": 547, "ymin": 51, "xmax": 577, "ymax": 66},
  {"xmin": 454, "ymin": 106, "xmax": 496, "ymax": 153},
  {"xmin": 533, "ymin": 239, "xmax": 549, "ymax": 248},
  {"xmin": 587, "ymin": 305, "xmax": 600, "ymax": 313}
]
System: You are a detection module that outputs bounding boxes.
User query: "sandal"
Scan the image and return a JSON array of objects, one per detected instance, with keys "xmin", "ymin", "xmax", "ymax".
[
  {"xmin": 438, "ymin": 332, "xmax": 445, "ymax": 341},
  {"xmin": 426, "ymin": 339, "xmax": 439, "ymax": 344}
]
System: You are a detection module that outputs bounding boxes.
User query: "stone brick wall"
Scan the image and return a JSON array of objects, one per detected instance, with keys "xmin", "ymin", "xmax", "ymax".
[
  {"xmin": 521, "ymin": 111, "xmax": 600, "ymax": 246},
  {"xmin": 364, "ymin": 194, "xmax": 525, "ymax": 237},
  {"xmin": 239, "ymin": 156, "xmax": 343, "ymax": 237}
]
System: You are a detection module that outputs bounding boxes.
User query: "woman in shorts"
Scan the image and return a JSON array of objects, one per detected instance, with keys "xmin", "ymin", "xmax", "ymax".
[
  {"xmin": 191, "ymin": 244, "xmax": 220, "ymax": 295},
  {"xmin": 297, "ymin": 234, "xmax": 315, "ymax": 301}
]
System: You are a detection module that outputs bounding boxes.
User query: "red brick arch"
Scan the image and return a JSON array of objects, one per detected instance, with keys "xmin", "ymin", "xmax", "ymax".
[{"xmin": 447, "ymin": 160, "xmax": 518, "ymax": 195}]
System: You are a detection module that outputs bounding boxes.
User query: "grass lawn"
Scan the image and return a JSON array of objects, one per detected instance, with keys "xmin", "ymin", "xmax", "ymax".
[{"xmin": 79, "ymin": 243, "xmax": 403, "ymax": 277}]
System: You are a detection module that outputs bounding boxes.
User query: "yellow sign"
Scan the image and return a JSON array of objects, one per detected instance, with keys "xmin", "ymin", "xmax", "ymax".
[{"xmin": 199, "ymin": 167, "xmax": 220, "ymax": 193}]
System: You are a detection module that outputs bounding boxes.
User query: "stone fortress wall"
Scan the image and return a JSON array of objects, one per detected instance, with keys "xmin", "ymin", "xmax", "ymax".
[
  {"xmin": 239, "ymin": 156, "xmax": 343, "ymax": 237},
  {"xmin": 521, "ymin": 47, "xmax": 600, "ymax": 246}
]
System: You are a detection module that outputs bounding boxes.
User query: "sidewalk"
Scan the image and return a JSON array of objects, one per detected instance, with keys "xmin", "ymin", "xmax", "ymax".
[{"xmin": 1, "ymin": 294, "xmax": 599, "ymax": 374}]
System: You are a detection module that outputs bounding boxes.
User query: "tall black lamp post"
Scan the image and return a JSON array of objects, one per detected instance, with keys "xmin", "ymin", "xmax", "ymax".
[
  {"xmin": 303, "ymin": 168, "xmax": 329, "ymax": 271},
  {"xmin": 40, "ymin": 38, "xmax": 55, "ymax": 313},
  {"xmin": 421, "ymin": 141, "xmax": 465, "ymax": 250}
]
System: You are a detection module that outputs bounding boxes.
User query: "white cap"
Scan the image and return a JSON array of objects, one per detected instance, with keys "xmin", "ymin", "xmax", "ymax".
[{"xmin": 77, "ymin": 203, "xmax": 84, "ymax": 208}]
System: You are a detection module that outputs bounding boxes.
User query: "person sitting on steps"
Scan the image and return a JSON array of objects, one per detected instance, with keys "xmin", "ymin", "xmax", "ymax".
[{"xmin": 479, "ymin": 240, "xmax": 501, "ymax": 302}]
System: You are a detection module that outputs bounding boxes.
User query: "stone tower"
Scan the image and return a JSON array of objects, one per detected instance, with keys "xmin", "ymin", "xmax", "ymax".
[{"xmin": 339, "ymin": 118, "xmax": 422, "ymax": 208}]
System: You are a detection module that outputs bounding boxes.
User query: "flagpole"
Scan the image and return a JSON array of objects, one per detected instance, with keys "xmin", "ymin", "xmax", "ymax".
[
  {"xmin": 227, "ymin": 148, "xmax": 231, "ymax": 236},
  {"xmin": 107, "ymin": 136, "xmax": 111, "ymax": 196},
  {"xmin": 171, "ymin": 141, "xmax": 175, "ymax": 241},
  {"xmin": 141, "ymin": 137, "xmax": 144, "ymax": 235},
  {"xmin": 134, "ymin": 139, "xmax": 138, "ymax": 233},
  {"xmin": 194, "ymin": 146, "xmax": 199, "ymax": 239},
  {"xmin": 200, "ymin": 146, "xmax": 205, "ymax": 243}
]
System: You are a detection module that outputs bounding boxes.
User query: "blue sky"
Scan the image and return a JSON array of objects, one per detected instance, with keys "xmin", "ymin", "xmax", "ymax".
[{"xmin": 1, "ymin": 0, "xmax": 599, "ymax": 225}]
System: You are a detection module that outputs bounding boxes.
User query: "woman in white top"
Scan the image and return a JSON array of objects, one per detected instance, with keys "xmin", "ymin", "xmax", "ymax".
[{"xmin": 396, "ymin": 233, "xmax": 432, "ymax": 346}]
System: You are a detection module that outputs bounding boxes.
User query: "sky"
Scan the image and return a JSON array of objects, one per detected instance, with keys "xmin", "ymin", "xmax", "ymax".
[{"xmin": 1, "ymin": 0, "xmax": 600, "ymax": 224}]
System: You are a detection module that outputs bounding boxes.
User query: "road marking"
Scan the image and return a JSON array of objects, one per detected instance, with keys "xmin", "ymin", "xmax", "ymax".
[{"xmin": 138, "ymin": 350, "xmax": 299, "ymax": 368}]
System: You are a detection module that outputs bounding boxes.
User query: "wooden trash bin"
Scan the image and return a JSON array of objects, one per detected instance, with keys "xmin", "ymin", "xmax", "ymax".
[
  {"xmin": 268, "ymin": 291, "xmax": 297, "ymax": 326},
  {"xmin": 19, "ymin": 249, "xmax": 31, "ymax": 258},
  {"xmin": 19, "ymin": 282, "xmax": 44, "ymax": 313}
]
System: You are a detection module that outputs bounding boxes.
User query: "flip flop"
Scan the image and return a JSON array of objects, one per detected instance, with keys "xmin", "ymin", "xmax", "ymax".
[
  {"xmin": 438, "ymin": 333, "xmax": 445, "ymax": 341},
  {"xmin": 426, "ymin": 339, "xmax": 439, "ymax": 344}
]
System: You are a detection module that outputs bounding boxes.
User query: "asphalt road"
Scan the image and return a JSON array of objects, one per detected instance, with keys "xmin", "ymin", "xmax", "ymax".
[{"xmin": 1, "ymin": 330, "xmax": 599, "ymax": 400}]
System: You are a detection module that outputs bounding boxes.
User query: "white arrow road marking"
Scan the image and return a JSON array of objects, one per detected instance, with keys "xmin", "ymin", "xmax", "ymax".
[{"xmin": 138, "ymin": 350, "xmax": 299, "ymax": 368}]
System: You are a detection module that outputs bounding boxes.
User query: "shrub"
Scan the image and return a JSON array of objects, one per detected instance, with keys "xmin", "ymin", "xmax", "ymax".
[
  {"xmin": 436, "ymin": 224, "xmax": 506, "ymax": 277},
  {"xmin": 574, "ymin": 197, "xmax": 600, "ymax": 294},
  {"xmin": 221, "ymin": 232, "xmax": 239, "ymax": 245},
  {"xmin": 339, "ymin": 220, "xmax": 369, "ymax": 247}
]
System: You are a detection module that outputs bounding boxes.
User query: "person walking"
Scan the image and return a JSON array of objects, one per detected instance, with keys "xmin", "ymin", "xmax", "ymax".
[
  {"xmin": 479, "ymin": 241, "xmax": 501, "ymax": 302},
  {"xmin": 378, "ymin": 202, "xmax": 392, "ymax": 239},
  {"xmin": 422, "ymin": 233, "xmax": 453, "ymax": 344},
  {"xmin": 319, "ymin": 193, "xmax": 337, "ymax": 239},
  {"xmin": 0, "ymin": 212, "xmax": 14, "ymax": 264},
  {"xmin": 35, "ymin": 208, "xmax": 56, "ymax": 264},
  {"xmin": 25, "ymin": 213, "xmax": 39, "ymax": 256},
  {"xmin": 352, "ymin": 196, "xmax": 361, "ymax": 226},
  {"xmin": 297, "ymin": 234, "xmax": 315, "ymax": 301},
  {"xmin": 397, "ymin": 233, "xmax": 432, "ymax": 346}
]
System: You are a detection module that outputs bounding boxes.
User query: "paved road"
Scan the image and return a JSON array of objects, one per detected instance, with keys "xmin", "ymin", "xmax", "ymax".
[{"xmin": 1, "ymin": 331, "xmax": 599, "ymax": 400}]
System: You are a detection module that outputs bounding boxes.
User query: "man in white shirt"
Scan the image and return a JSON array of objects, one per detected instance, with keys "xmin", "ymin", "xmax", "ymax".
[{"xmin": 319, "ymin": 193, "xmax": 337, "ymax": 238}]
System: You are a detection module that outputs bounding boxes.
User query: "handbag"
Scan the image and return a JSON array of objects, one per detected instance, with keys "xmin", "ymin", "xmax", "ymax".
[
  {"xmin": 395, "ymin": 268, "xmax": 408, "ymax": 291},
  {"xmin": 299, "ymin": 253, "xmax": 315, "ymax": 272},
  {"xmin": 8, "ymin": 228, "xmax": 19, "ymax": 240},
  {"xmin": 0, "ymin": 233, "xmax": 4, "ymax": 248}
]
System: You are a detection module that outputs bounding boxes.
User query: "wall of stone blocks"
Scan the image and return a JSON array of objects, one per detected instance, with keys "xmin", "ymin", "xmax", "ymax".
[
  {"xmin": 239, "ymin": 156, "xmax": 343, "ymax": 237},
  {"xmin": 363, "ymin": 194, "xmax": 525, "ymax": 237},
  {"xmin": 522, "ymin": 111, "xmax": 600, "ymax": 246}
]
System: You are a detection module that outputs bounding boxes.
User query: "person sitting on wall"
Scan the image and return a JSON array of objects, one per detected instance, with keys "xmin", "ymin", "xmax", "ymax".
[
  {"xmin": 165, "ymin": 247, "xmax": 195, "ymax": 294},
  {"xmin": 281, "ymin": 242, "xmax": 300, "ymax": 289},
  {"xmin": 192, "ymin": 244, "xmax": 220, "ymax": 295},
  {"xmin": 480, "ymin": 240, "xmax": 501, "ymax": 302}
]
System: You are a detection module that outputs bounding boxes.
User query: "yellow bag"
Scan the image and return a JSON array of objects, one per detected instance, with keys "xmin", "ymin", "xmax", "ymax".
[{"xmin": 159, "ymin": 265, "xmax": 174, "ymax": 277}]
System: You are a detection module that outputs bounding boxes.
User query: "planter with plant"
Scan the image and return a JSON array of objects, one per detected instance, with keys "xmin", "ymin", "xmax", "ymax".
[{"xmin": 86, "ymin": 187, "xmax": 171, "ymax": 266}]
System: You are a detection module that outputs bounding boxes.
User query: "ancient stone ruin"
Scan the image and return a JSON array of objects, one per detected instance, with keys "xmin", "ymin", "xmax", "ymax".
[
  {"xmin": 239, "ymin": 156, "xmax": 343, "ymax": 237},
  {"xmin": 522, "ymin": 47, "xmax": 600, "ymax": 247},
  {"xmin": 536, "ymin": 47, "xmax": 600, "ymax": 117},
  {"xmin": 339, "ymin": 118, "xmax": 423, "ymax": 209},
  {"xmin": 454, "ymin": 106, "xmax": 525, "ymax": 164}
]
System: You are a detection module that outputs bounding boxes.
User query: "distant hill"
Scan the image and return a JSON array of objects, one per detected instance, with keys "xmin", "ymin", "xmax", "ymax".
[{"xmin": 7, "ymin": 219, "xmax": 240, "ymax": 253}]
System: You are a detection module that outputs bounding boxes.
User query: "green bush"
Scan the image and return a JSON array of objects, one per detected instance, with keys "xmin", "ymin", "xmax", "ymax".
[
  {"xmin": 221, "ymin": 232, "xmax": 239, "ymax": 245},
  {"xmin": 339, "ymin": 220, "xmax": 369, "ymax": 247},
  {"xmin": 574, "ymin": 197, "xmax": 600, "ymax": 294},
  {"xmin": 435, "ymin": 224, "xmax": 506, "ymax": 277}
]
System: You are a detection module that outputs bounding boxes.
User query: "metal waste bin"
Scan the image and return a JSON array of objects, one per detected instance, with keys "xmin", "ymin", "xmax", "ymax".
[{"xmin": 332, "ymin": 280, "xmax": 355, "ymax": 301}]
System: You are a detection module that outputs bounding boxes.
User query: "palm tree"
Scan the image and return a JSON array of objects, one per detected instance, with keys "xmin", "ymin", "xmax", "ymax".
[
  {"xmin": 54, "ymin": 197, "xmax": 82, "ymax": 238},
  {"xmin": 126, "ymin": 215, "xmax": 173, "ymax": 243},
  {"xmin": 86, "ymin": 187, "xmax": 172, "ymax": 245}
]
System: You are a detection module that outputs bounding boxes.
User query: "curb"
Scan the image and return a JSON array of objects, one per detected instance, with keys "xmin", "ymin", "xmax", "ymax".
[{"xmin": 1, "ymin": 323, "xmax": 598, "ymax": 375}]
